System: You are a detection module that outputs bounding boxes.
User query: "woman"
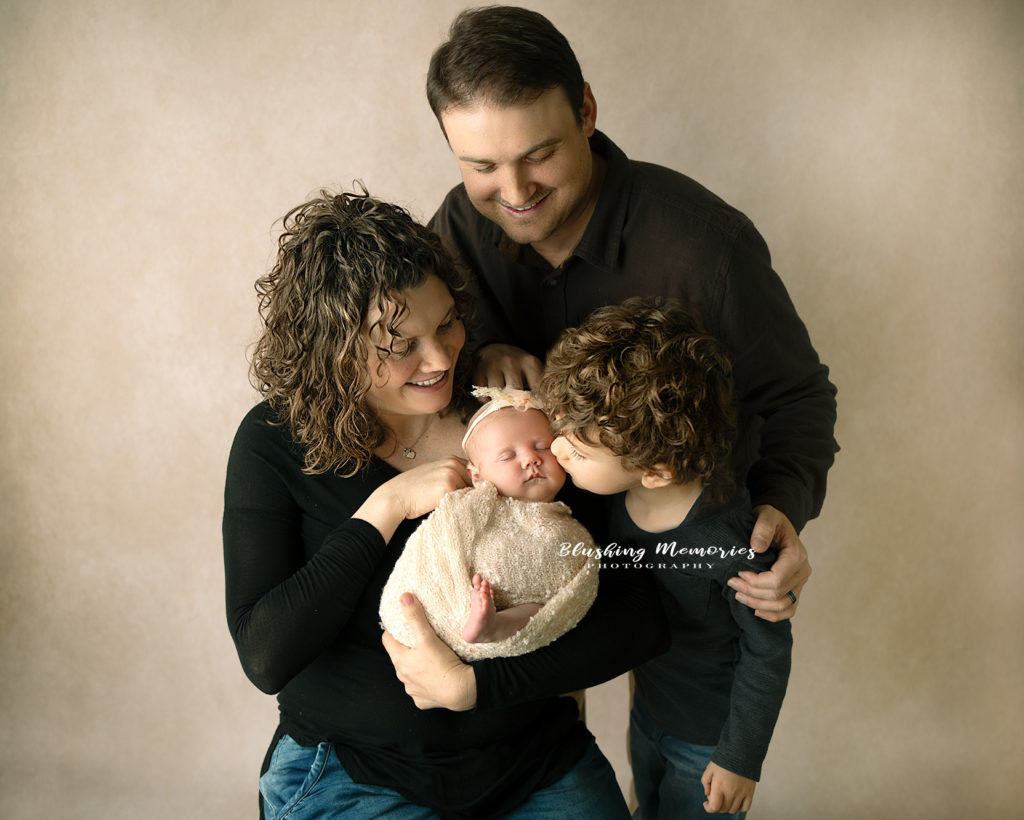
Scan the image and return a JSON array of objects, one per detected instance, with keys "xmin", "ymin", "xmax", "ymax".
[{"xmin": 223, "ymin": 188, "xmax": 667, "ymax": 819}]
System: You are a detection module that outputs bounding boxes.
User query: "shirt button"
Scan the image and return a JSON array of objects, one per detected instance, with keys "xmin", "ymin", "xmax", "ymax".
[{"xmin": 544, "ymin": 277, "xmax": 559, "ymax": 288}]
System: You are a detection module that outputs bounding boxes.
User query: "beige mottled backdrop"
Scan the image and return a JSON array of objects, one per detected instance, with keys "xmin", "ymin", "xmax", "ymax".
[{"xmin": 2, "ymin": 0, "xmax": 1021, "ymax": 817}]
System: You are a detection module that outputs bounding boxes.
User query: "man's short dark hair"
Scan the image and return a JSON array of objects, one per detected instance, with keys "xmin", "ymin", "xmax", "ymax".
[{"xmin": 427, "ymin": 6, "xmax": 585, "ymax": 132}]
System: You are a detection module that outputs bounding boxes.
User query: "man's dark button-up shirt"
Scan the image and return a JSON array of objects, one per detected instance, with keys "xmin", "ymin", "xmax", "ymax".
[{"xmin": 430, "ymin": 131, "xmax": 838, "ymax": 531}]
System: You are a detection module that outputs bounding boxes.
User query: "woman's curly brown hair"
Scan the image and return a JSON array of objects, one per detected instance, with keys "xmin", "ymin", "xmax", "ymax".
[
  {"xmin": 251, "ymin": 187, "xmax": 473, "ymax": 476},
  {"xmin": 539, "ymin": 297, "xmax": 738, "ymax": 503}
]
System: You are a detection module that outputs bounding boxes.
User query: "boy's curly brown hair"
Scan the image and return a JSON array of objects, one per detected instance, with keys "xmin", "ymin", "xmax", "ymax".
[
  {"xmin": 539, "ymin": 297, "xmax": 738, "ymax": 502},
  {"xmin": 251, "ymin": 187, "xmax": 473, "ymax": 476}
]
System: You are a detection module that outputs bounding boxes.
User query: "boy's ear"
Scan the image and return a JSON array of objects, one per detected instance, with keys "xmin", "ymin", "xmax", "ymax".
[
  {"xmin": 466, "ymin": 462, "xmax": 482, "ymax": 487},
  {"xmin": 640, "ymin": 463, "xmax": 676, "ymax": 489}
]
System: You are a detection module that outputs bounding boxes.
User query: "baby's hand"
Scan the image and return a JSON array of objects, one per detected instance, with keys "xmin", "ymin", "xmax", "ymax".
[{"xmin": 700, "ymin": 761, "xmax": 755, "ymax": 814}]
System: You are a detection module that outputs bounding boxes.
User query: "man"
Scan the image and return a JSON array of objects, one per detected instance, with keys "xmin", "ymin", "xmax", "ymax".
[{"xmin": 423, "ymin": 6, "xmax": 838, "ymax": 619}]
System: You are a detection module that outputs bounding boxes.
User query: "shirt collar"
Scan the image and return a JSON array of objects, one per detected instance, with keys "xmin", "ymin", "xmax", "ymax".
[{"xmin": 572, "ymin": 130, "xmax": 632, "ymax": 272}]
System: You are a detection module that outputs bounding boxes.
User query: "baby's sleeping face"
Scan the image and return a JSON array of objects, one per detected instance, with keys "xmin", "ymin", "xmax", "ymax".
[{"xmin": 464, "ymin": 408, "xmax": 566, "ymax": 502}]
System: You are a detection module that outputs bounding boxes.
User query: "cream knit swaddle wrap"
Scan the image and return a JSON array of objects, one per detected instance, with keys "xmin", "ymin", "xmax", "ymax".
[{"xmin": 379, "ymin": 481, "xmax": 599, "ymax": 660}]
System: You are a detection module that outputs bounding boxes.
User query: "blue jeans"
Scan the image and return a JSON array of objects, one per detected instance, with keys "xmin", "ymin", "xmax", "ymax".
[
  {"xmin": 630, "ymin": 706, "xmax": 747, "ymax": 820},
  {"xmin": 259, "ymin": 734, "xmax": 630, "ymax": 819}
]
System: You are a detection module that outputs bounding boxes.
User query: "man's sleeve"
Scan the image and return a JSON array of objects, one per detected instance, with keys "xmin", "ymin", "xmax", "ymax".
[{"xmin": 715, "ymin": 225, "xmax": 839, "ymax": 531}]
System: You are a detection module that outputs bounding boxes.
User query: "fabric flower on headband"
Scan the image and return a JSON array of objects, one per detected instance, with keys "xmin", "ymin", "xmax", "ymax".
[{"xmin": 461, "ymin": 386, "xmax": 545, "ymax": 452}]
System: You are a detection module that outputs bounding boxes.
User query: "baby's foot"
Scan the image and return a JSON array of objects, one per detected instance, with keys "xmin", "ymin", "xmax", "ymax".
[{"xmin": 462, "ymin": 573, "xmax": 498, "ymax": 643}]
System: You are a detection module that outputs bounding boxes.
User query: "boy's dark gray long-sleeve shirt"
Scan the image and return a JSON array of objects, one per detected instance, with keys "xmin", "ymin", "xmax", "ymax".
[{"xmin": 609, "ymin": 488, "xmax": 792, "ymax": 781}]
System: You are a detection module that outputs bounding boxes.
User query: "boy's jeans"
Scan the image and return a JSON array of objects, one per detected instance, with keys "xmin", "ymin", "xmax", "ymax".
[{"xmin": 630, "ymin": 706, "xmax": 747, "ymax": 820}]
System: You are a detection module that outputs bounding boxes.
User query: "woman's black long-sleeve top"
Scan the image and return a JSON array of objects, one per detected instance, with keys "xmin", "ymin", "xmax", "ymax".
[{"xmin": 223, "ymin": 401, "xmax": 669, "ymax": 819}]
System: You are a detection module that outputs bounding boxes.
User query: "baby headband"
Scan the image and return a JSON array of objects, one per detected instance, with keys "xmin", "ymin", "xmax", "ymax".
[{"xmin": 461, "ymin": 386, "xmax": 544, "ymax": 452}]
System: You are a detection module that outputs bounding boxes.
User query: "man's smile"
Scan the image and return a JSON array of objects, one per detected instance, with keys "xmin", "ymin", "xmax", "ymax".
[{"xmin": 498, "ymin": 192, "xmax": 550, "ymax": 217}]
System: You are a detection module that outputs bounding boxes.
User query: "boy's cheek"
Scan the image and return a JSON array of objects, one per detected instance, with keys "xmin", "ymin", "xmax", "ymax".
[
  {"xmin": 564, "ymin": 471, "xmax": 599, "ymax": 494},
  {"xmin": 554, "ymin": 458, "xmax": 573, "ymax": 478}
]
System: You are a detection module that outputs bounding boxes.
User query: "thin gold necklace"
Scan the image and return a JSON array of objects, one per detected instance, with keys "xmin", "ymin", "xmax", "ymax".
[{"xmin": 399, "ymin": 414, "xmax": 436, "ymax": 460}]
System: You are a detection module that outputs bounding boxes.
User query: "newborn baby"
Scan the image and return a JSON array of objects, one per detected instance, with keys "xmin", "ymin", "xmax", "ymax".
[{"xmin": 379, "ymin": 387, "xmax": 599, "ymax": 660}]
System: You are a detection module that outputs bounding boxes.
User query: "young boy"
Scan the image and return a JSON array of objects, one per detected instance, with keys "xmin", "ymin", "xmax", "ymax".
[
  {"xmin": 379, "ymin": 387, "xmax": 599, "ymax": 661},
  {"xmin": 539, "ymin": 297, "xmax": 793, "ymax": 819}
]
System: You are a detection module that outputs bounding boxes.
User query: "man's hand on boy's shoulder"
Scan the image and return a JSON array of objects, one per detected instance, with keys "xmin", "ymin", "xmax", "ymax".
[
  {"xmin": 727, "ymin": 505, "xmax": 811, "ymax": 622},
  {"xmin": 701, "ymin": 761, "xmax": 756, "ymax": 814}
]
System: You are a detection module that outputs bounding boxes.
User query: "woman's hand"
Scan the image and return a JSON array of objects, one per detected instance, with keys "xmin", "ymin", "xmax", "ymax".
[
  {"xmin": 354, "ymin": 457, "xmax": 470, "ymax": 542},
  {"xmin": 382, "ymin": 593, "xmax": 477, "ymax": 711}
]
